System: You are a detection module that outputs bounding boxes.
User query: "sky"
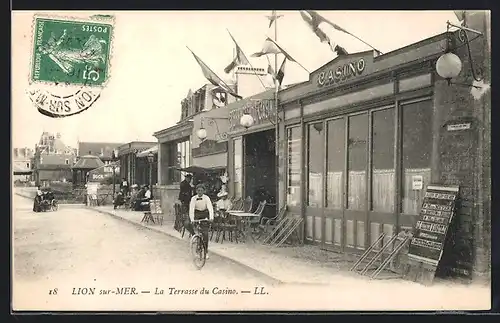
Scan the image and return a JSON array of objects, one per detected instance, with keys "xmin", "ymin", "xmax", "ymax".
[{"xmin": 11, "ymin": 10, "xmax": 459, "ymax": 149}]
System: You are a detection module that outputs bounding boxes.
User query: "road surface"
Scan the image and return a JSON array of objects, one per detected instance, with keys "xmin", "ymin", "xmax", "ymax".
[
  {"xmin": 12, "ymin": 194, "xmax": 277, "ymax": 311},
  {"xmin": 12, "ymin": 194, "xmax": 490, "ymax": 311}
]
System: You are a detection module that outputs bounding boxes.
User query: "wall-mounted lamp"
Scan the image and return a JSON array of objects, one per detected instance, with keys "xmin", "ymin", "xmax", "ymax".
[
  {"xmin": 240, "ymin": 113, "xmax": 255, "ymax": 129},
  {"xmin": 239, "ymin": 99, "xmax": 282, "ymax": 129},
  {"xmin": 196, "ymin": 116, "xmax": 229, "ymax": 141},
  {"xmin": 435, "ymin": 20, "xmax": 484, "ymax": 89}
]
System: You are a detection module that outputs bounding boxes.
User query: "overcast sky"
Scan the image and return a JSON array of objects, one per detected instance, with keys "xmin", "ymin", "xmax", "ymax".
[{"xmin": 11, "ymin": 10, "xmax": 459, "ymax": 149}]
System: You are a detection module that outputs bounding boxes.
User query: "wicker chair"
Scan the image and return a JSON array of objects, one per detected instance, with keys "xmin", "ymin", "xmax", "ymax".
[{"xmin": 243, "ymin": 196, "xmax": 253, "ymax": 213}]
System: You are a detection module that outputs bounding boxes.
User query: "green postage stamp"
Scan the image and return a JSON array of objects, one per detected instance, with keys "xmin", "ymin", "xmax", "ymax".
[
  {"xmin": 28, "ymin": 14, "xmax": 114, "ymax": 118},
  {"xmin": 31, "ymin": 17, "xmax": 112, "ymax": 86}
]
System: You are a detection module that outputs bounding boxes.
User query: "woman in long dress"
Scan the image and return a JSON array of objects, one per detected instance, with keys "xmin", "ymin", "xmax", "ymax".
[{"xmin": 33, "ymin": 190, "xmax": 43, "ymax": 213}]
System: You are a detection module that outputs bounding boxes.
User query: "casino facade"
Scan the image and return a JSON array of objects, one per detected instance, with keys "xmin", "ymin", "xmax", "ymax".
[{"xmin": 224, "ymin": 11, "xmax": 490, "ymax": 280}]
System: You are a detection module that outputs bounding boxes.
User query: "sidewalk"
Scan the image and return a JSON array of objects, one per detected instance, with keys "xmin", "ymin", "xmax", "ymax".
[{"xmin": 89, "ymin": 206, "xmax": 490, "ymax": 291}]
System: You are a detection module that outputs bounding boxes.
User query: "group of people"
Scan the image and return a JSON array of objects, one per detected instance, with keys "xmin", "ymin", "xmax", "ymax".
[
  {"xmin": 178, "ymin": 174, "xmax": 233, "ymax": 258},
  {"xmin": 32, "ymin": 189, "xmax": 56, "ymax": 213},
  {"xmin": 113, "ymin": 178, "xmax": 152, "ymax": 211}
]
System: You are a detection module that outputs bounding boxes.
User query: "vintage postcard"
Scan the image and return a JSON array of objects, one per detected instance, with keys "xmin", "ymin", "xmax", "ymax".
[{"xmin": 11, "ymin": 10, "xmax": 491, "ymax": 312}]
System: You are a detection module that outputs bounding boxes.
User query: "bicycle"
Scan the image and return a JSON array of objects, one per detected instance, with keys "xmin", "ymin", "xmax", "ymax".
[{"xmin": 190, "ymin": 219, "xmax": 211, "ymax": 270}]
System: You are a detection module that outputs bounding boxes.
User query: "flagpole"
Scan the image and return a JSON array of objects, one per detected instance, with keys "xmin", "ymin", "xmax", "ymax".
[{"xmin": 272, "ymin": 11, "xmax": 282, "ymax": 213}]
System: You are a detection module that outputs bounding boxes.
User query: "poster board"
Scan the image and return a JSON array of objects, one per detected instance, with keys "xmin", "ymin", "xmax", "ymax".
[{"xmin": 405, "ymin": 185, "xmax": 459, "ymax": 284}]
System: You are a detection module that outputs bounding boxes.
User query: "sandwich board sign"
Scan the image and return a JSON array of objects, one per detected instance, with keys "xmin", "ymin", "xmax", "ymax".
[{"xmin": 404, "ymin": 185, "xmax": 459, "ymax": 285}]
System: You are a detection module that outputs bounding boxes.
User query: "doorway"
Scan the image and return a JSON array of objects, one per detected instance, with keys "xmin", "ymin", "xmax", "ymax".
[{"xmin": 244, "ymin": 129, "xmax": 277, "ymax": 212}]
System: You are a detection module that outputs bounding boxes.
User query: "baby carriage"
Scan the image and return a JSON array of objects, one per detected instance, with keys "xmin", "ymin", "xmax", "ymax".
[{"xmin": 41, "ymin": 191, "xmax": 58, "ymax": 212}]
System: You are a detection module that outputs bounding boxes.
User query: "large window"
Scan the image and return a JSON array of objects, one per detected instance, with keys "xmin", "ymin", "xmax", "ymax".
[
  {"xmin": 401, "ymin": 99, "xmax": 433, "ymax": 215},
  {"xmin": 326, "ymin": 118, "xmax": 345, "ymax": 209},
  {"xmin": 286, "ymin": 127, "xmax": 302, "ymax": 207},
  {"xmin": 371, "ymin": 108, "xmax": 395, "ymax": 212},
  {"xmin": 307, "ymin": 123, "xmax": 324, "ymax": 207},
  {"xmin": 347, "ymin": 114, "xmax": 368, "ymax": 210},
  {"xmin": 166, "ymin": 138, "xmax": 190, "ymax": 184},
  {"xmin": 233, "ymin": 137, "xmax": 243, "ymax": 198}
]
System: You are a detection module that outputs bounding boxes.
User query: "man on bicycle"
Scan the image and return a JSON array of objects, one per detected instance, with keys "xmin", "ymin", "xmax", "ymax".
[{"xmin": 187, "ymin": 184, "xmax": 214, "ymax": 258}]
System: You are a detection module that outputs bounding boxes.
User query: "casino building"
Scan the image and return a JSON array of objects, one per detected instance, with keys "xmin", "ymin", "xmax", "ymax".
[{"xmin": 222, "ymin": 11, "xmax": 490, "ymax": 280}]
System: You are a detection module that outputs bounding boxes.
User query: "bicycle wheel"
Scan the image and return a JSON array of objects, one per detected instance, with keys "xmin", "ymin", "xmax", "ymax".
[
  {"xmin": 52, "ymin": 201, "xmax": 59, "ymax": 211},
  {"xmin": 190, "ymin": 235, "xmax": 206, "ymax": 269}
]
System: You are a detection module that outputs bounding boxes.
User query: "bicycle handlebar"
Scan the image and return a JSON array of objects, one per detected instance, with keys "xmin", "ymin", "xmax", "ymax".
[{"xmin": 192, "ymin": 219, "xmax": 211, "ymax": 223}]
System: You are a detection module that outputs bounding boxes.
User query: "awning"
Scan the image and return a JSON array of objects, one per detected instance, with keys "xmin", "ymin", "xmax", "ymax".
[
  {"xmin": 72, "ymin": 155, "xmax": 104, "ymax": 170},
  {"xmin": 13, "ymin": 165, "xmax": 33, "ymax": 175},
  {"xmin": 136, "ymin": 145, "xmax": 158, "ymax": 158},
  {"xmin": 176, "ymin": 166, "xmax": 225, "ymax": 175}
]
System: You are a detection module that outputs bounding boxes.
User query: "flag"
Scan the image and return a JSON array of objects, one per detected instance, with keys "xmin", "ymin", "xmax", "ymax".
[
  {"xmin": 268, "ymin": 10, "xmax": 278, "ymax": 28},
  {"xmin": 253, "ymin": 37, "xmax": 310, "ymax": 74},
  {"xmin": 251, "ymin": 37, "xmax": 281, "ymax": 57},
  {"xmin": 187, "ymin": 47, "xmax": 242, "ymax": 99},
  {"xmin": 300, "ymin": 11, "xmax": 331, "ymax": 44},
  {"xmin": 276, "ymin": 58, "xmax": 287, "ymax": 86},
  {"xmin": 454, "ymin": 10, "xmax": 466, "ymax": 23},
  {"xmin": 305, "ymin": 10, "xmax": 382, "ymax": 54},
  {"xmin": 267, "ymin": 64, "xmax": 275, "ymax": 76},
  {"xmin": 300, "ymin": 10, "xmax": 343, "ymax": 54},
  {"xmin": 306, "ymin": 10, "xmax": 352, "ymax": 36},
  {"xmin": 224, "ymin": 31, "xmax": 250, "ymax": 74}
]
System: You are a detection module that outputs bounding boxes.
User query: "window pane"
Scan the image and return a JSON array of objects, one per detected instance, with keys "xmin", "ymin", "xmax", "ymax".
[
  {"xmin": 372, "ymin": 108, "xmax": 395, "ymax": 212},
  {"xmin": 233, "ymin": 137, "xmax": 243, "ymax": 198},
  {"xmin": 347, "ymin": 114, "xmax": 368, "ymax": 210},
  {"xmin": 287, "ymin": 127, "xmax": 302, "ymax": 207},
  {"xmin": 307, "ymin": 123, "xmax": 324, "ymax": 207},
  {"xmin": 326, "ymin": 118, "xmax": 345, "ymax": 209},
  {"xmin": 402, "ymin": 100, "xmax": 433, "ymax": 214}
]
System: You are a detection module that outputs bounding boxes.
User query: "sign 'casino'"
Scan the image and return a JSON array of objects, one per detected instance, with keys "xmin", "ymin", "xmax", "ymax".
[{"xmin": 317, "ymin": 58, "xmax": 366, "ymax": 88}]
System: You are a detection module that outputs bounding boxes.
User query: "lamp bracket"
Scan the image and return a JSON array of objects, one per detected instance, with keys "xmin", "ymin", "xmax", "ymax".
[{"xmin": 446, "ymin": 20, "xmax": 484, "ymax": 82}]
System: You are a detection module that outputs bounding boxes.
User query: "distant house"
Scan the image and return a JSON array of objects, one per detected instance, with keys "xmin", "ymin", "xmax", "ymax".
[
  {"xmin": 13, "ymin": 147, "xmax": 35, "ymax": 182},
  {"xmin": 77, "ymin": 142, "xmax": 124, "ymax": 164},
  {"xmin": 32, "ymin": 132, "xmax": 76, "ymax": 186}
]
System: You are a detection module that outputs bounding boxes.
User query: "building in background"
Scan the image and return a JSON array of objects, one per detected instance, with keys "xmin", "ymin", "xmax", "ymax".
[
  {"xmin": 32, "ymin": 132, "xmax": 76, "ymax": 186},
  {"xmin": 77, "ymin": 142, "xmax": 124, "ymax": 165},
  {"xmin": 117, "ymin": 141, "xmax": 157, "ymax": 187},
  {"xmin": 13, "ymin": 147, "xmax": 35, "ymax": 183}
]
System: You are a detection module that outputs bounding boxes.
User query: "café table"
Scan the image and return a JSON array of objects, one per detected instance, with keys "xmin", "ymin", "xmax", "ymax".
[{"xmin": 227, "ymin": 211, "xmax": 261, "ymax": 242}]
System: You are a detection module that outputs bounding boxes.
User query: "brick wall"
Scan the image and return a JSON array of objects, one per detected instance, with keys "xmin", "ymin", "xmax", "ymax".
[{"xmin": 433, "ymin": 11, "xmax": 490, "ymax": 280}]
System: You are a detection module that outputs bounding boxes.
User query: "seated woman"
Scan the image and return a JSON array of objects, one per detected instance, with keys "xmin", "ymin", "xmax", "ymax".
[
  {"xmin": 215, "ymin": 191, "xmax": 232, "ymax": 217},
  {"xmin": 33, "ymin": 190, "xmax": 43, "ymax": 213},
  {"xmin": 134, "ymin": 185, "xmax": 151, "ymax": 211},
  {"xmin": 127, "ymin": 184, "xmax": 138, "ymax": 208},
  {"xmin": 113, "ymin": 190, "xmax": 126, "ymax": 209}
]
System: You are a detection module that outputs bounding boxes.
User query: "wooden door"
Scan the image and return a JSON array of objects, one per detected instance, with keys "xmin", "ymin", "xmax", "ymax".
[
  {"xmin": 304, "ymin": 122, "xmax": 325, "ymax": 244},
  {"xmin": 368, "ymin": 107, "xmax": 398, "ymax": 251},
  {"xmin": 322, "ymin": 117, "xmax": 346, "ymax": 252},
  {"xmin": 343, "ymin": 113, "xmax": 369, "ymax": 253}
]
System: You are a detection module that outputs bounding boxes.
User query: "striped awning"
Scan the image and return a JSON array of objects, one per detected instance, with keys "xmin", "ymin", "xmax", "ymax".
[{"xmin": 136, "ymin": 145, "xmax": 158, "ymax": 158}]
